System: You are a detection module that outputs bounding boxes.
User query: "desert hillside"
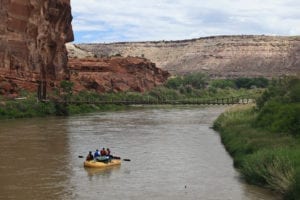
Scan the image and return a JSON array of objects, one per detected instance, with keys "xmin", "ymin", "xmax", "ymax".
[{"xmin": 76, "ymin": 35, "xmax": 300, "ymax": 78}]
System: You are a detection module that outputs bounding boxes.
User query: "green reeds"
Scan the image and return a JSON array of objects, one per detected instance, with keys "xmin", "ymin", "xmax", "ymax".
[
  {"xmin": 214, "ymin": 105, "xmax": 299, "ymax": 199},
  {"xmin": 241, "ymin": 149, "xmax": 295, "ymax": 194}
]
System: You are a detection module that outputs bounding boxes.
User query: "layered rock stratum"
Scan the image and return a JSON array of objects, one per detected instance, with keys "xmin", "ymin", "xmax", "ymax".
[
  {"xmin": 0, "ymin": 0, "xmax": 73, "ymax": 95},
  {"xmin": 68, "ymin": 57, "xmax": 170, "ymax": 93},
  {"xmin": 66, "ymin": 43, "xmax": 95, "ymax": 59},
  {"xmin": 77, "ymin": 35, "xmax": 300, "ymax": 78}
]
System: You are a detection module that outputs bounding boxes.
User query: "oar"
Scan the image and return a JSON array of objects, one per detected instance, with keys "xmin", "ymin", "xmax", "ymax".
[{"xmin": 112, "ymin": 156, "xmax": 131, "ymax": 161}]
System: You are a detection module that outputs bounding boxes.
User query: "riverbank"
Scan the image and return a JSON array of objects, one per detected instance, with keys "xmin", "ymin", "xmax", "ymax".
[
  {"xmin": 0, "ymin": 96, "xmax": 127, "ymax": 119},
  {"xmin": 213, "ymin": 104, "xmax": 300, "ymax": 199}
]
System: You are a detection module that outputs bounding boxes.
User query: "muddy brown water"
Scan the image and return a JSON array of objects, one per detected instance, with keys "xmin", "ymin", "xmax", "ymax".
[{"xmin": 0, "ymin": 106, "xmax": 280, "ymax": 200}]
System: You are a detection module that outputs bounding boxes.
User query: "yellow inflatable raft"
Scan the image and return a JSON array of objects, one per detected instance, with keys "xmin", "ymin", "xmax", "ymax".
[{"xmin": 84, "ymin": 159, "xmax": 121, "ymax": 168}]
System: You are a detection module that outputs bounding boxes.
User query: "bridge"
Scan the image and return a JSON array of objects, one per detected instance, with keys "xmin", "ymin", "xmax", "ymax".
[{"xmin": 58, "ymin": 96, "xmax": 254, "ymax": 105}]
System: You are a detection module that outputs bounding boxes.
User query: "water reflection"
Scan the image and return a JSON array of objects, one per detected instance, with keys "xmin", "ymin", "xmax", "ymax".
[
  {"xmin": 85, "ymin": 165, "xmax": 121, "ymax": 179},
  {"xmin": 0, "ymin": 117, "xmax": 71, "ymax": 200}
]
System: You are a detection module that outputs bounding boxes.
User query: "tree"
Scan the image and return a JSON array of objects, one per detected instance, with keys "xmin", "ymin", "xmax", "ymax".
[{"xmin": 60, "ymin": 80, "xmax": 74, "ymax": 102}]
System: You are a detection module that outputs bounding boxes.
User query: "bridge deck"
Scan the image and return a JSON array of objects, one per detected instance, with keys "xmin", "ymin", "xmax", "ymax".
[{"xmin": 57, "ymin": 97, "xmax": 253, "ymax": 105}]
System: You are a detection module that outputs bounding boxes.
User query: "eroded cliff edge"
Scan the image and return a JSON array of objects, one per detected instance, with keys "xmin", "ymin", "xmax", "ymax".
[
  {"xmin": 69, "ymin": 57, "xmax": 170, "ymax": 93},
  {"xmin": 0, "ymin": 0, "xmax": 73, "ymax": 94},
  {"xmin": 78, "ymin": 35, "xmax": 300, "ymax": 77}
]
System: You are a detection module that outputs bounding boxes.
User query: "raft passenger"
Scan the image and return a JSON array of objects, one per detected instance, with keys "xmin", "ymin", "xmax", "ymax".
[
  {"xmin": 100, "ymin": 148, "xmax": 107, "ymax": 156},
  {"xmin": 86, "ymin": 151, "xmax": 94, "ymax": 161},
  {"xmin": 94, "ymin": 149, "xmax": 100, "ymax": 158},
  {"xmin": 107, "ymin": 148, "xmax": 113, "ymax": 159}
]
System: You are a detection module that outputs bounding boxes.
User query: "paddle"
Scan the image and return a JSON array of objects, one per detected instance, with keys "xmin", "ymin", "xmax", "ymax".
[{"xmin": 112, "ymin": 156, "xmax": 131, "ymax": 161}]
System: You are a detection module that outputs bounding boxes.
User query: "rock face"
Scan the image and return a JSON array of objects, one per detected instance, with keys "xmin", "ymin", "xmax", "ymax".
[
  {"xmin": 78, "ymin": 35, "xmax": 300, "ymax": 78},
  {"xmin": 68, "ymin": 57, "xmax": 170, "ymax": 93},
  {"xmin": 66, "ymin": 43, "xmax": 95, "ymax": 59},
  {"xmin": 0, "ymin": 0, "xmax": 73, "ymax": 95},
  {"xmin": 0, "ymin": 1, "xmax": 168, "ymax": 96}
]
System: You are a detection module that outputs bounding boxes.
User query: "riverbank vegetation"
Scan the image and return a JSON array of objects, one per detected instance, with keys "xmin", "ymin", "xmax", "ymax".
[
  {"xmin": 0, "ymin": 74, "xmax": 268, "ymax": 119},
  {"xmin": 213, "ymin": 76, "xmax": 300, "ymax": 199},
  {"xmin": 0, "ymin": 93, "xmax": 127, "ymax": 119}
]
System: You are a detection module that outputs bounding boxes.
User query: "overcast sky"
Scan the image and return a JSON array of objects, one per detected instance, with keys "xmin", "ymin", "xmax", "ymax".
[{"xmin": 71, "ymin": 0, "xmax": 300, "ymax": 43}]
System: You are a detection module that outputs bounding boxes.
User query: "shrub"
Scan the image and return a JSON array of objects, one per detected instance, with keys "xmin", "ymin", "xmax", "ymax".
[
  {"xmin": 256, "ymin": 77, "xmax": 300, "ymax": 109},
  {"xmin": 183, "ymin": 73, "xmax": 208, "ymax": 89},
  {"xmin": 289, "ymin": 80, "xmax": 300, "ymax": 103},
  {"xmin": 256, "ymin": 102, "xmax": 300, "ymax": 136},
  {"xmin": 234, "ymin": 77, "xmax": 268, "ymax": 89},
  {"xmin": 165, "ymin": 77, "xmax": 184, "ymax": 89},
  {"xmin": 210, "ymin": 79, "xmax": 236, "ymax": 89},
  {"xmin": 166, "ymin": 73, "xmax": 208, "ymax": 90},
  {"xmin": 241, "ymin": 149, "xmax": 295, "ymax": 194}
]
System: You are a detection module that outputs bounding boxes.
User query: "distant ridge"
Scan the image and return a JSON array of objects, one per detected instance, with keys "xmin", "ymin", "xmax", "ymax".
[
  {"xmin": 81, "ymin": 35, "xmax": 300, "ymax": 45},
  {"xmin": 75, "ymin": 35, "xmax": 300, "ymax": 78}
]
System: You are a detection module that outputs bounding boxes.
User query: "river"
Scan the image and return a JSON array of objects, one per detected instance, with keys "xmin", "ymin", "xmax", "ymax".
[{"xmin": 0, "ymin": 106, "xmax": 279, "ymax": 200}]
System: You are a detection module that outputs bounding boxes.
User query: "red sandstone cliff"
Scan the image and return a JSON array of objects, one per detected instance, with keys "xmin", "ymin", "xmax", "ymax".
[
  {"xmin": 68, "ymin": 57, "xmax": 170, "ymax": 93},
  {"xmin": 0, "ymin": 0, "xmax": 73, "ymax": 95},
  {"xmin": 0, "ymin": 1, "xmax": 169, "ymax": 96}
]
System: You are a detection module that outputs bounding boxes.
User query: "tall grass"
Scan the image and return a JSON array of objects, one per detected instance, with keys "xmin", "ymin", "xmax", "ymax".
[
  {"xmin": 242, "ymin": 149, "xmax": 295, "ymax": 194},
  {"xmin": 214, "ymin": 105, "xmax": 300, "ymax": 199}
]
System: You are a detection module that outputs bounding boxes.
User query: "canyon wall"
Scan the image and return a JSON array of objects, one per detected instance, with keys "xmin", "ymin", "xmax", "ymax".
[
  {"xmin": 0, "ymin": 0, "xmax": 73, "ymax": 95},
  {"xmin": 78, "ymin": 35, "xmax": 300, "ymax": 78},
  {"xmin": 0, "ymin": 1, "xmax": 167, "ymax": 96}
]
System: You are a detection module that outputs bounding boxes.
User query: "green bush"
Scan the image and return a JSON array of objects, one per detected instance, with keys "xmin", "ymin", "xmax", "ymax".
[
  {"xmin": 165, "ymin": 77, "xmax": 184, "ymax": 89},
  {"xmin": 210, "ymin": 79, "xmax": 236, "ymax": 89},
  {"xmin": 241, "ymin": 149, "xmax": 295, "ymax": 194},
  {"xmin": 0, "ymin": 97, "xmax": 58, "ymax": 119},
  {"xmin": 256, "ymin": 77, "xmax": 300, "ymax": 109},
  {"xmin": 255, "ymin": 76, "xmax": 300, "ymax": 136},
  {"xmin": 183, "ymin": 73, "xmax": 208, "ymax": 89},
  {"xmin": 148, "ymin": 87, "xmax": 182, "ymax": 100},
  {"xmin": 165, "ymin": 73, "xmax": 208, "ymax": 90},
  {"xmin": 289, "ymin": 80, "xmax": 300, "ymax": 103},
  {"xmin": 234, "ymin": 77, "xmax": 269, "ymax": 89},
  {"xmin": 256, "ymin": 102, "xmax": 300, "ymax": 136}
]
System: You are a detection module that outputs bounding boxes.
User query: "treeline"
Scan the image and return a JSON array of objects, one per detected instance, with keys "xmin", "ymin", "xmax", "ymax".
[
  {"xmin": 0, "ymin": 74, "xmax": 267, "ymax": 119},
  {"xmin": 166, "ymin": 73, "xmax": 269, "ymax": 90},
  {"xmin": 213, "ymin": 76, "xmax": 300, "ymax": 199},
  {"xmin": 160, "ymin": 73, "xmax": 268, "ymax": 99}
]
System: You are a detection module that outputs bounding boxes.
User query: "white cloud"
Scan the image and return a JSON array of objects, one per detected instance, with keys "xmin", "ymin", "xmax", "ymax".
[{"xmin": 71, "ymin": 0, "xmax": 300, "ymax": 42}]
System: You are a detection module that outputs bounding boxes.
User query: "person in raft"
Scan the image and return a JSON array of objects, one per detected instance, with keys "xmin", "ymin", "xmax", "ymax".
[
  {"xmin": 100, "ymin": 148, "xmax": 108, "ymax": 156},
  {"xmin": 94, "ymin": 148, "xmax": 110, "ymax": 162},
  {"xmin": 106, "ymin": 148, "xmax": 111, "ymax": 156},
  {"xmin": 86, "ymin": 151, "xmax": 94, "ymax": 161},
  {"xmin": 107, "ymin": 148, "xmax": 114, "ymax": 159},
  {"xmin": 94, "ymin": 149, "xmax": 100, "ymax": 158}
]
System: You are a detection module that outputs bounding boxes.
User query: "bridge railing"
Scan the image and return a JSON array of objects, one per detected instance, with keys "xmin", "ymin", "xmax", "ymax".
[{"xmin": 60, "ymin": 95, "xmax": 254, "ymax": 105}]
